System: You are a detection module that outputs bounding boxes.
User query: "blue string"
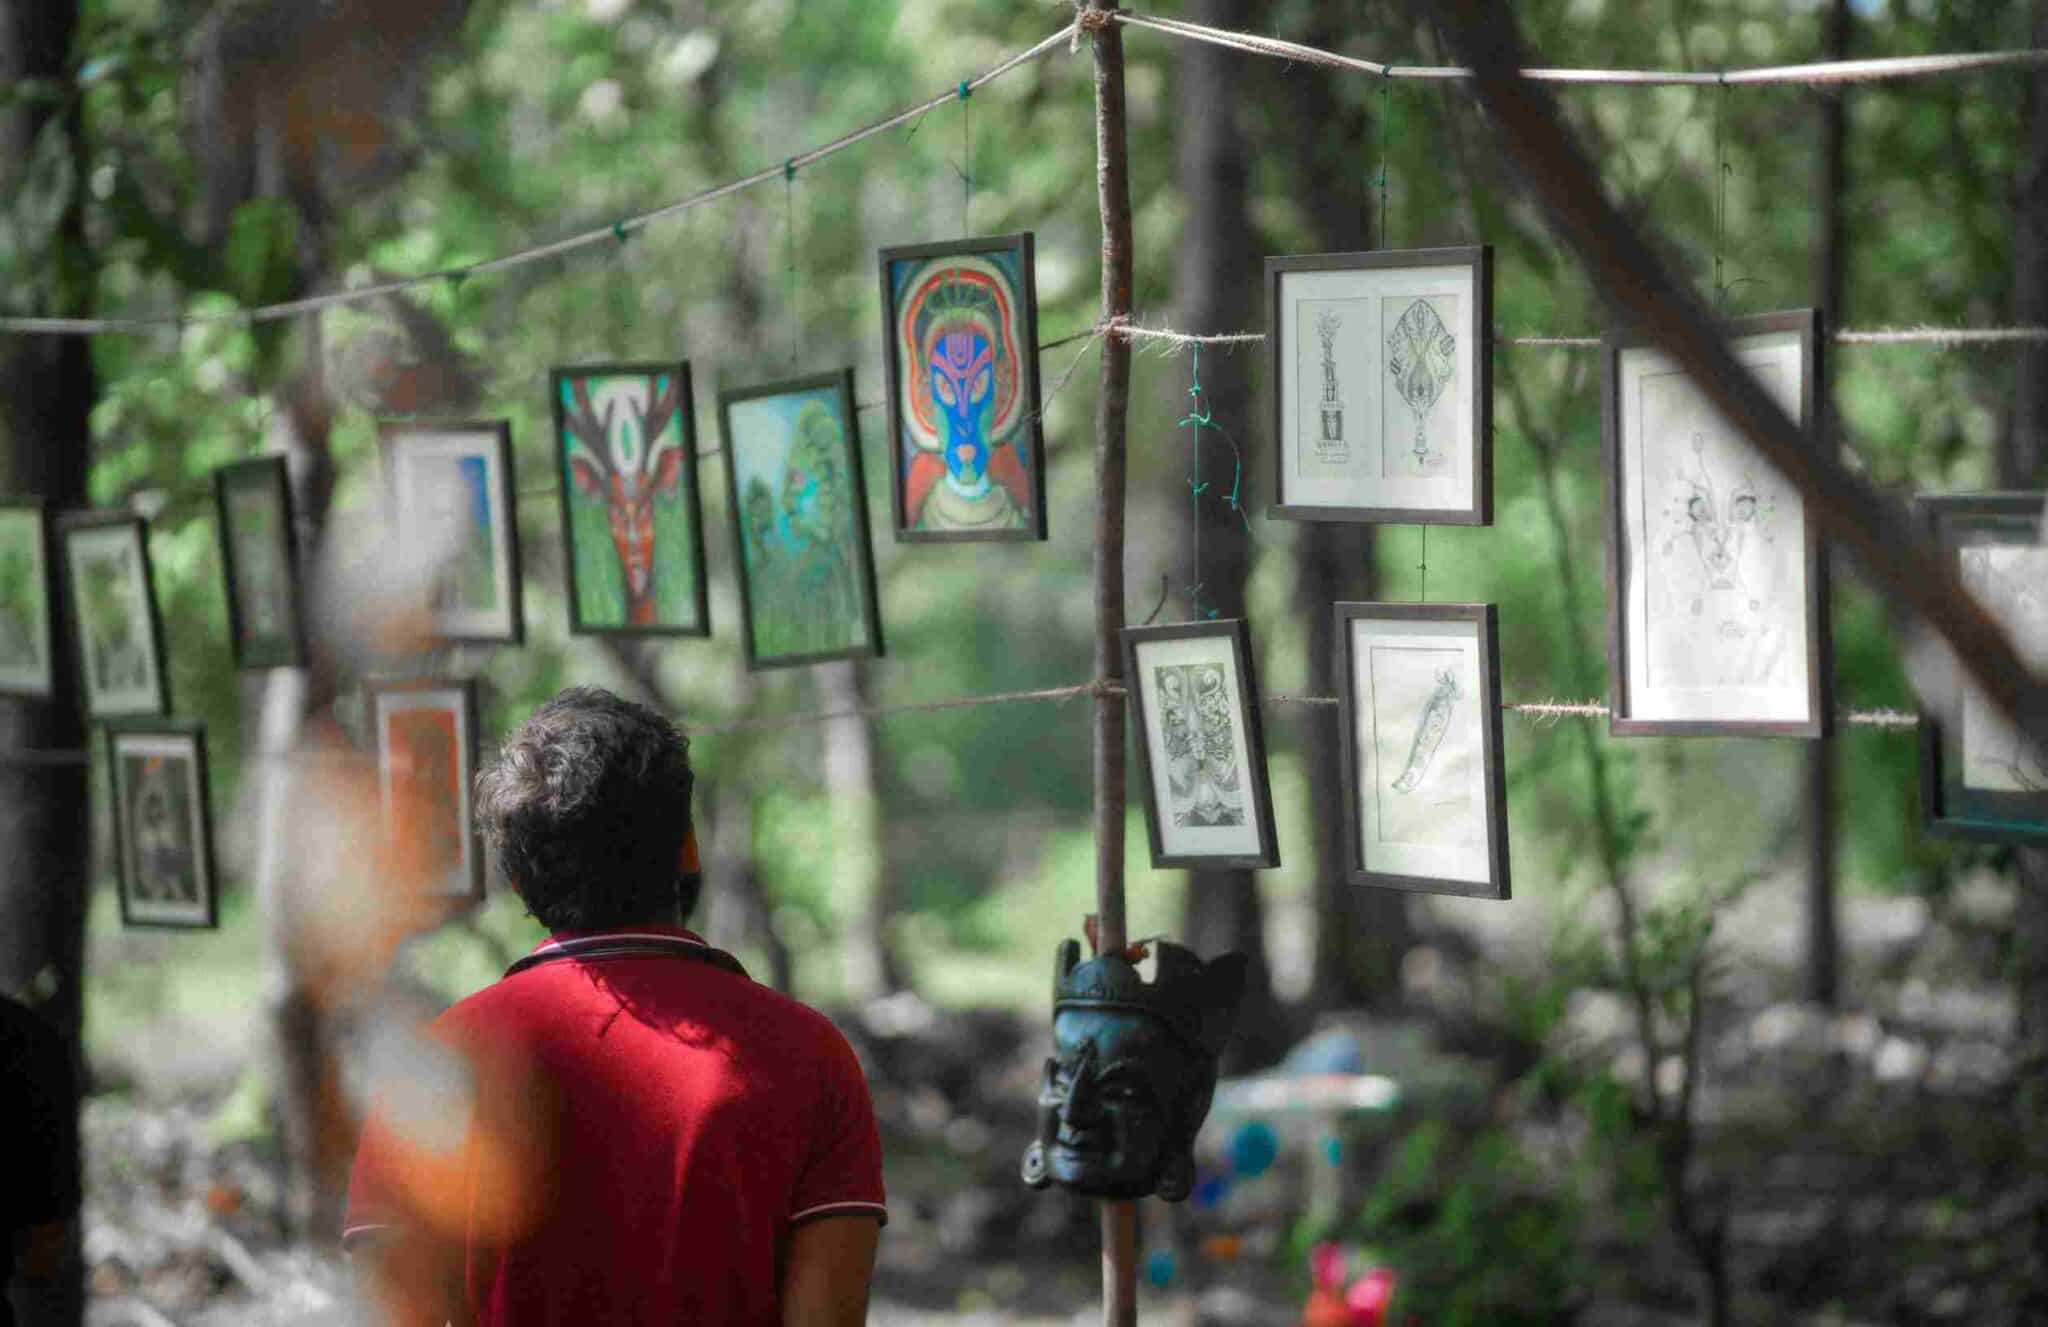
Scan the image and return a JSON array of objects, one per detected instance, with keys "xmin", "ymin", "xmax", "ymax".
[{"xmin": 1177, "ymin": 344, "xmax": 1250, "ymax": 621}]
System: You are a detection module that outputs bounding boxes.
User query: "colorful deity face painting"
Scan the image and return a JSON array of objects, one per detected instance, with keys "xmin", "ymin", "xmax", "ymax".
[
  {"xmin": 554, "ymin": 366, "xmax": 708, "ymax": 636},
  {"xmin": 882, "ymin": 236, "xmax": 1045, "ymax": 541},
  {"xmin": 719, "ymin": 372, "xmax": 881, "ymax": 669}
]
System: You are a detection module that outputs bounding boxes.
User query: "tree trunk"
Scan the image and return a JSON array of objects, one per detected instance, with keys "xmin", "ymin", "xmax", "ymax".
[
  {"xmin": 817, "ymin": 661, "xmax": 903, "ymax": 998},
  {"xmin": 1171, "ymin": 0, "xmax": 1283, "ymax": 1072},
  {"xmin": 2009, "ymin": 3, "xmax": 2048, "ymax": 1310},
  {"xmin": 1801, "ymin": 0, "xmax": 1850, "ymax": 1010},
  {"xmin": 1283, "ymin": 8, "xmax": 1412, "ymax": 1013},
  {"xmin": 0, "ymin": 3, "xmax": 92, "ymax": 1322}
]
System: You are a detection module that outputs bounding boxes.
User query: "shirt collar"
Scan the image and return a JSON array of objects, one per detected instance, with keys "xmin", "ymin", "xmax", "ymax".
[{"xmin": 529, "ymin": 924, "xmax": 711, "ymax": 957}]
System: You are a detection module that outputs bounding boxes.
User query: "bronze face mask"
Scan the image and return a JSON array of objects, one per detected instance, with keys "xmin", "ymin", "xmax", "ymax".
[{"xmin": 1020, "ymin": 938, "xmax": 1247, "ymax": 1202}]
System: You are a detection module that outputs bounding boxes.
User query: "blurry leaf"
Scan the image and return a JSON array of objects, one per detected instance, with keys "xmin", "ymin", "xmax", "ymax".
[{"xmin": 222, "ymin": 198, "xmax": 302, "ymax": 309}]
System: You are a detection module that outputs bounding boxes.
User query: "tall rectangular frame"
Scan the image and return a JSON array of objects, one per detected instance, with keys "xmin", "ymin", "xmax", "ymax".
[
  {"xmin": 377, "ymin": 419, "xmax": 525, "ymax": 647},
  {"xmin": 57, "ymin": 508, "xmax": 171, "ymax": 721},
  {"xmin": 213, "ymin": 455, "xmax": 309, "ymax": 670},
  {"xmin": 362, "ymin": 675, "xmax": 486, "ymax": 904},
  {"xmin": 105, "ymin": 718, "xmax": 219, "ymax": 931},
  {"xmin": 0, "ymin": 495, "xmax": 57, "ymax": 701}
]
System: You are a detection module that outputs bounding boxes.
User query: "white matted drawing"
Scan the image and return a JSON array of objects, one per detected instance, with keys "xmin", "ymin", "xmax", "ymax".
[
  {"xmin": 1959, "ymin": 543, "xmax": 2048, "ymax": 792},
  {"xmin": 1606, "ymin": 311, "xmax": 1825, "ymax": 736},
  {"xmin": 1269, "ymin": 248, "xmax": 1491, "ymax": 525}
]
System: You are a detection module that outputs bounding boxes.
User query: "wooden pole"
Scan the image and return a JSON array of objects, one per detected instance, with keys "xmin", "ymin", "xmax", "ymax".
[{"xmin": 1086, "ymin": 1, "xmax": 1138, "ymax": 1322}]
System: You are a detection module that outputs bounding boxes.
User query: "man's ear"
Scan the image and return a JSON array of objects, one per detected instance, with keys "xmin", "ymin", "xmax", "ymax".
[{"xmin": 678, "ymin": 826, "xmax": 700, "ymax": 875}]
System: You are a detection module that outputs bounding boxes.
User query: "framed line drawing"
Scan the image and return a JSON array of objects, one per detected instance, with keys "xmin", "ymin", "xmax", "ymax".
[
  {"xmin": 1266, "ymin": 246, "xmax": 1493, "ymax": 526},
  {"xmin": 106, "ymin": 721, "xmax": 218, "ymax": 930},
  {"xmin": 551, "ymin": 363, "xmax": 710, "ymax": 637},
  {"xmin": 365, "ymin": 677, "xmax": 484, "ymax": 902},
  {"xmin": 213, "ymin": 456, "xmax": 307, "ymax": 669},
  {"xmin": 878, "ymin": 232, "xmax": 1048, "ymax": 542},
  {"xmin": 58, "ymin": 511, "xmax": 169, "ymax": 721},
  {"xmin": 1336, "ymin": 602, "xmax": 1510, "ymax": 899},
  {"xmin": 1603, "ymin": 309, "xmax": 1829, "ymax": 738},
  {"xmin": 1122, "ymin": 619, "xmax": 1280, "ymax": 870},
  {"xmin": 379, "ymin": 421, "xmax": 523, "ymax": 645},
  {"xmin": 717, "ymin": 369, "xmax": 884, "ymax": 670},
  {"xmin": 1914, "ymin": 493, "xmax": 2048, "ymax": 843},
  {"xmin": 0, "ymin": 497, "xmax": 56, "ymax": 700}
]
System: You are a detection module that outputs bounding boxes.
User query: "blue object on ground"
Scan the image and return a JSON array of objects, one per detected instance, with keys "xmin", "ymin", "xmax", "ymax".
[
  {"xmin": 1145, "ymin": 1249, "xmax": 1177, "ymax": 1288},
  {"xmin": 1229, "ymin": 1119, "xmax": 1280, "ymax": 1177}
]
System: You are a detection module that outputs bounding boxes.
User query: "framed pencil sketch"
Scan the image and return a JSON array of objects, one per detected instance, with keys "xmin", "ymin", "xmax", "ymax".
[
  {"xmin": 717, "ymin": 370, "xmax": 884, "ymax": 670},
  {"xmin": 213, "ymin": 456, "xmax": 307, "ymax": 669},
  {"xmin": 0, "ymin": 497, "xmax": 56, "ymax": 700},
  {"xmin": 1266, "ymin": 246, "xmax": 1493, "ymax": 526},
  {"xmin": 551, "ymin": 364, "xmax": 710, "ymax": 637},
  {"xmin": 106, "ymin": 721, "xmax": 218, "ymax": 929},
  {"xmin": 379, "ymin": 421, "xmax": 523, "ymax": 645},
  {"xmin": 1336, "ymin": 602, "xmax": 1510, "ymax": 899},
  {"xmin": 365, "ymin": 677, "xmax": 484, "ymax": 902},
  {"xmin": 1122, "ymin": 619, "xmax": 1280, "ymax": 870},
  {"xmin": 1603, "ymin": 309, "xmax": 1829, "ymax": 738},
  {"xmin": 58, "ymin": 511, "xmax": 169, "ymax": 721},
  {"xmin": 1914, "ymin": 493, "xmax": 2048, "ymax": 843},
  {"xmin": 878, "ymin": 232, "xmax": 1047, "ymax": 542}
]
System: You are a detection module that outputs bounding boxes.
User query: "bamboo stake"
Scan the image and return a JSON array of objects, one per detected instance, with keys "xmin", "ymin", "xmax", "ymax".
[{"xmin": 1086, "ymin": 0, "xmax": 1139, "ymax": 1322}]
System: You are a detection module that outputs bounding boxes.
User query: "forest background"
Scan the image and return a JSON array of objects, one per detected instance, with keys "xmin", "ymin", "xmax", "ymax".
[{"xmin": 4, "ymin": 0, "xmax": 2048, "ymax": 1323}]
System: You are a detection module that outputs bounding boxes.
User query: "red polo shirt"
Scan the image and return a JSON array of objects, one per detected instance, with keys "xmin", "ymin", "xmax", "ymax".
[{"xmin": 344, "ymin": 927, "xmax": 885, "ymax": 1325}]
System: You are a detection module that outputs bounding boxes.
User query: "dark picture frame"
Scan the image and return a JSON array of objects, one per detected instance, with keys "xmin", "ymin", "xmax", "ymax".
[
  {"xmin": 1913, "ymin": 492, "xmax": 2048, "ymax": 843},
  {"xmin": 1335, "ymin": 601, "xmax": 1511, "ymax": 900},
  {"xmin": 106, "ymin": 719, "xmax": 219, "ymax": 930},
  {"xmin": 878, "ymin": 232, "xmax": 1048, "ymax": 543},
  {"xmin": 213, "ymin": 456, "xmax": 308, "ymax": 669},
  {"xmin": 1602, "ymin": 308, "xmax": 1830, "ymax": 738},
  {"xmin": 1122, "ymin": 618, "xmax": 1281, "ymax": 870},
  {"xmin": 550, "ymin": 363, "xmax": 711, "ymax": 638},
  {"xmin": 0, "ymin": 495, "xmax": 57, "ymax": 700},
  {"xmin": 1266, "ymin": 246, "xmax": 1493, "ymax": 526},
  {"xmin": 57, "ymin": 510, "xmax": 170, "ymax": 721},
  {"xmin": 716, "ymin": 369, "xmax": 885, "ymax": 671},
  {"xmin": 363, "ymin": 676, "xmax": 485, "ymax": 903},
  {"xmin": 378, "ymin": 420, "xmax": 524, "ymax": 646}
]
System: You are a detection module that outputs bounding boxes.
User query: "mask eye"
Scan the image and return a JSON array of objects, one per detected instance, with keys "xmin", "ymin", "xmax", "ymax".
[
  {"xmin": 933, "ymin": 374, "xmax": 956, "ymax": 407},
  {"xmin": 1730, "ymin": 494, "xmax": 1758, "ymax": 522},
  {"xmin": 1098, "ymin": 1071, "xmax": 1147, "ymax": 1105},
  {"xmin": 1687, "ymin": 496, "xmax": 1709, "ymax": 523},
  {"xmin": 972, "ymin": 368, "xmax": 992, "ymax": 403}
]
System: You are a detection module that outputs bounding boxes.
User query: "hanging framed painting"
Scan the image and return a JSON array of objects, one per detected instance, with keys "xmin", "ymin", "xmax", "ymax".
[
  {"xmin": 107, "ymin": 721, "xmax": 218, "ymax": 929},
  {"xmin": 1266, "ymin": 246, "xmax": 1493, "ymax": 526},
  {"xmin": 213, "ymin": 456, "xmax": 307, "ymax": 669},
  {"xmin": 717, "ymin": 369, "xmax": 884, "ymax": 670},
  {"xmin": 1335, "ymin": 602, "xmax": 1510, "ymax": 899},
  {"xmin": 0, "ymin": 497, "xmax": 56, "ymax": 700},
  {"xmin": 1121, "ymin": 619, "xmax": 1280, "ymax": 870},
  {"xmin": 365, "ymin": 677, "xmax": 484, "ymax": 902},
  {"xmin": 1603, "ymin": 309, "xmax": 1829, "ymax": 738},
  {"xmin": 878, "ymin": 232, "xmax": 1047, "ymax": 542},
  {"xmin": 551, "ymin": 363, "xmax": 710, "ymax": 637},
  {"xmin": 1913, "ymin": 493, "xmax": 2048, "ymax": 843},
  {"xmin": 379, "ymin": 421, "xmax": 523, "ymax": 645},
  {"xmin": 58, "ymin": 511, "xmax": 169, "ymax": 721}
]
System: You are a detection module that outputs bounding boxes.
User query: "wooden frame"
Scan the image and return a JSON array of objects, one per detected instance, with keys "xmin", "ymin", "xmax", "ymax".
[
  {"xmin": 716, "ymin": 368, "xmax": 886, "ymax": 671},
  {"xmin": 1913, "ymin": 492, "xmax": 2048, "ymax": 843},
  {"xmin": 0, "ymin": 495, "xmax": 57, "ymax": 700},
  {"xmin": 57, "ymin": 509, "xmax": 170, "ymax": 721},
  {"xmin": 1335, "ymin": 601, "xmax": 1511, "ymax": 899},
  {"xmin": 1602, "ymin": 308, "xmax": 1830, "ymax": 738},
  {"xmin": 877, "ymin": 232, "xmax": 1048, "ymax": 543},
  {"xmin": 213, "ymin": 456, "xmax": 308, "ymax": 670},
  {"xmin": 1121, "ymin": 618, "xmax": 1280, "ymax": 870},
  {"xmin": 549, "ymin": 362, "xmax": 711, "ymax": 638},
  {"xmin": 1265, "ymin": 246, "xmax": 1494, "ymax": 526},
  {"xmin": 377, "ymin": 420, "xmax": 524, "ymax": 646},
  {"xmin": 106, "ymin": 719, "xmax": 218, "ymax": 930},
  {"xmin": 363, "ymin": 676, "xmax": 486, "ymax": 902}
]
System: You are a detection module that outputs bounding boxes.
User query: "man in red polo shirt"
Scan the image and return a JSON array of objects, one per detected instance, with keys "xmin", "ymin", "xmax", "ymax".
[{"xmin": 344, "ymin": 687, "xmax": 884, "ymax": 1325}]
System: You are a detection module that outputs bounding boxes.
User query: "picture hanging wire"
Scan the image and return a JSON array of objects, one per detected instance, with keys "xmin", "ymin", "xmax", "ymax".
[
  {"xmin": 784, "ymin": 158, "xmax": 800, "ymax": 367},
  {"xmin": 1378, "ymin": 66, "xmax": 1395, "ymax": 249},
  {"xmin": 959, "ymin": 79, "xmax": 973, "ymax": 234}
]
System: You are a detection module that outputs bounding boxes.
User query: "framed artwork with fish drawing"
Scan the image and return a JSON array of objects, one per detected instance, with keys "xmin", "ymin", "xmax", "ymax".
[
  {"xmin": 1122, "ymin": 619, "xmax": 1279, "ymax": 871},
  {"xmin": 1266, "ymin": 246, "xmax": 1492, "ymax": 526},
  {"xmin": 551, "ymin": 363, "xmax": 710, "ymax": 638},
  {"xmin": 1913, "ymin": 493, "xmax": 2048, "ymax": 844},
  {"xmin": 879, "ymin": 233, "xmax": 1047, "ymax": 543},
  {"xmin": 1336, "ymin": 602, "xmax": 1510, "ymax": 899},
  {"xmin": 1603, "ymin": 309, "xmax": 1828, "ymax": 738}
]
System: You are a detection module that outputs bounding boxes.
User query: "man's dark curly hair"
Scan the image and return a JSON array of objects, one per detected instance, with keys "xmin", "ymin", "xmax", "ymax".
[{"xmin": 474, "ymin": 687, "xmax": 698, "ymax": 932}]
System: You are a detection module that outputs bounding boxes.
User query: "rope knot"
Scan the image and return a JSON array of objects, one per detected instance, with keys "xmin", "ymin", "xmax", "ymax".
[
  {"xmin": 1075, "ymin": 7, "xmax": 1116, "ymax": 36},
  {"xmin": 1090, "ymin": 678, "xmax": 1129, "ymax": 701}
]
